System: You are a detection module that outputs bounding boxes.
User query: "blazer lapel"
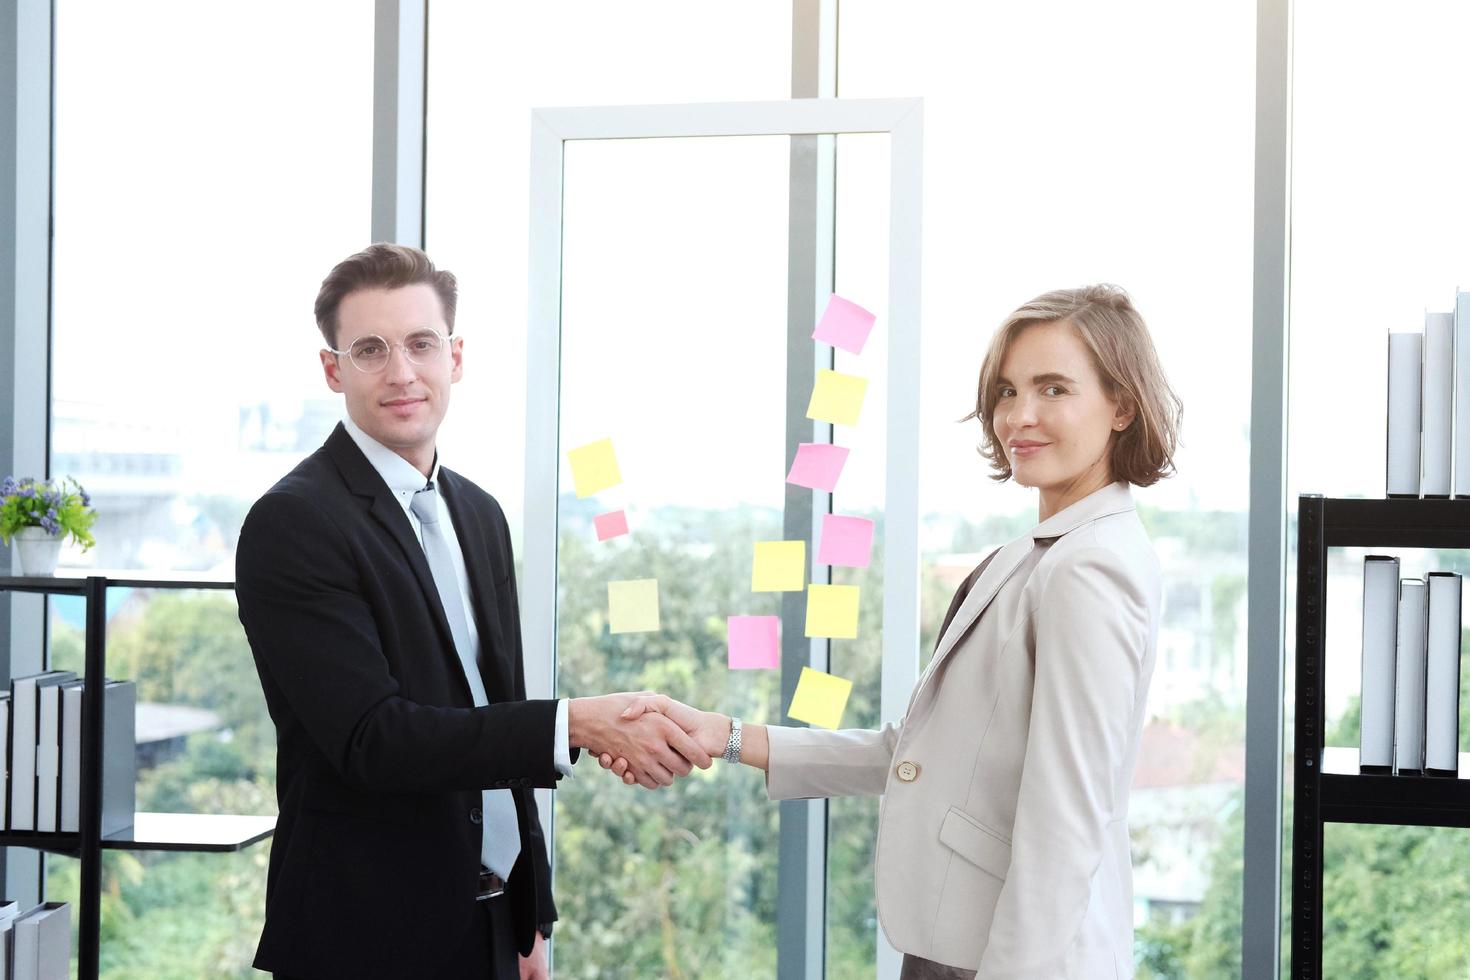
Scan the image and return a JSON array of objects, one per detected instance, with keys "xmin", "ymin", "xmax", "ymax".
[
  {"xmin": 324, "ymin": 425, "xmax": 463, "ymax": 676},
  {"xmin": 904, "ymin": 482, "xmax": 1138, "ymax": 719},
  {"xmin": 932, "ymin": 535, "xmax": 1035, "ymax": 666},
  {"xmin": 436, "ymin": 469, "xmax": 513, "ymax": 701}
]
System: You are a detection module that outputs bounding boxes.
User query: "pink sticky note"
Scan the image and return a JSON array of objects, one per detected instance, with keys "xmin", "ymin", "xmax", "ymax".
[
  {"xmin": 786, "ymin": 443, "xmax": 850, "ymax": 492},
  {"xmin": 817, "ymin": 514, "xmax": 875, "ymax": 568},
  {"xmin": 728, "ymin": 615, "xmax": 780, "ymax": 669},
  {"xmin": 812, "ymin": 294, "xmax": 877, "ymax": 355},
  {"xmin": 594, "ymin": 510, "xmax": 628, "ymax": 541}
]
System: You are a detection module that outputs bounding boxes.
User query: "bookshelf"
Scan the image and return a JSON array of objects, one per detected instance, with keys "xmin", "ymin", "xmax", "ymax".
[
  {"xmin": 0, "ymin": 574, "xmax": 275, "ymax": 980},
  {"xmin": 1293, "ymin": 494, "xmax": 1470, "ymax": 978}
]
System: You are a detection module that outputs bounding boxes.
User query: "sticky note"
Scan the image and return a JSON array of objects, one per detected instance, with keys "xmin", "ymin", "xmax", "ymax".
[
  {"xmin": 804, "ymin": 583, "xmax": 860, "ymax": 638},
  {"xmin": 805, "ymin": 369, "xmax": 869, "ymax": 427},
  {"xmin": 594, "ymin": 510, "xmax": 628, "ymax": 541},
  {"xmin": 608, "ymin": 579, "xmax": 659, "ymax": 633},
  {"xmin": 817, "ymin": 514, "xmax": 875, "ymax": 568},
  {"xmin": 812, "ymin": 294, "xmax": 877, "ymax": 355},
  {"xmin": 568, "ymin": 438, "xmax": 621, "ymax": 498},
  {"xmin": 752, "ymin": 540, "xmax": 805, "ymax": 592},
  {"xmin": 728, "ymin": 615, "xmax": 780, "ymax": 669},
  {"xmin": 787, "ymin": 666, "xmax": 854, "ymax": 729},
  {"xmin": 786, "ymin": 443, "xmax": 850, "ymax": 492}
]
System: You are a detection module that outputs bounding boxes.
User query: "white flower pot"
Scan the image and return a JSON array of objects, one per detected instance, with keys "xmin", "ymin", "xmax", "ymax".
[{"xmin": 13, "ymin": 526, "xmax": 62, "ymax": 576}]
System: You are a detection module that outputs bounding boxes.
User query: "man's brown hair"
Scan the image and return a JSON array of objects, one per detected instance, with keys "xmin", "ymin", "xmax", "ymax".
[{"xmin": 315, "ymin": 243, "xmax": 459, "ymax": 349}]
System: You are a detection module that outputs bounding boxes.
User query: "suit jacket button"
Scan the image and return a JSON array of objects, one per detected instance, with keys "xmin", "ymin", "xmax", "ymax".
[
  {"xmin": 896, "ymin": 761, "xmax": 920, "ymax": 782},
  {"xmin": 469, "ymin": 807, "xmax": 483, "ymax": 825}
]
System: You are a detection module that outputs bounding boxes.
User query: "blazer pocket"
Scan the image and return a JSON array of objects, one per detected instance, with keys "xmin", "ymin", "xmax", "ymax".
[{"xmin": 938, "ymin": 806, "xmax": 1012, "ymax": 881}]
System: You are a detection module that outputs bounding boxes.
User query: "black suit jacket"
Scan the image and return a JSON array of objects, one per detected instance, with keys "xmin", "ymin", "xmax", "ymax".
[{"xmin": 236, "ymin": 423, "xmax": 563, "ymax": 979}]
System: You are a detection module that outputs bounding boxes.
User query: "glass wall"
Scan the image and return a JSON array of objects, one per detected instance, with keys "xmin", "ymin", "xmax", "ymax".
[
  {"xmin": 425, "ymin": 1, "xmax": 791, "ymax": 534},
  {"xmin": 48, "ymin": 2, "xmax": 372, "ymax": 975},
  {"xmin": 839, "ymin": 2, "xmax": 1257, "ymax": 975},
  {"xmin": 1287, "ymin": 2, "xmax": 1470, "ymax": 974},
  {"xmin": 552, "ymin": 134, "xmax": 791, "ymax": 978}
]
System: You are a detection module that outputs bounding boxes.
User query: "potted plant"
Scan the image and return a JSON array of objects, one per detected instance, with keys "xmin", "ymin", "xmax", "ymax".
[{"xmin": 0, "ymin": 475, "xmax": 97, "ymax": 575}]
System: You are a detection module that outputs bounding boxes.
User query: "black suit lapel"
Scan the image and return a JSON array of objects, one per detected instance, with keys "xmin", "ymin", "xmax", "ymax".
[
  {"xmin": 436, "ymin": 469, "xmax": 513, "ymax": 701},
  {"xmin": 323, "ymin": 425, "xmax": 469, "ymax": 700}
]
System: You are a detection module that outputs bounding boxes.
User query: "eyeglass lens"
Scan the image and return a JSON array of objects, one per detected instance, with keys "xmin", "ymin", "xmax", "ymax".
[{"xmin": 348, "ymin": 330, "xmax": 445, "ymax": 371}]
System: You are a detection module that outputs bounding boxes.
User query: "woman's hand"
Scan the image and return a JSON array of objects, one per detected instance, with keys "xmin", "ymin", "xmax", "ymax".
[{"xmin": 597, "ymin": 695, "xmax": 729, "ymax": 784}]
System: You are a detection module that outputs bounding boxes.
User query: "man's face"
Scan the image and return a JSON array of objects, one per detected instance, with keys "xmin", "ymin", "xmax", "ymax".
[{"xmin": 320, "ymin": 283, "xmax": 462, "ymax": 470}]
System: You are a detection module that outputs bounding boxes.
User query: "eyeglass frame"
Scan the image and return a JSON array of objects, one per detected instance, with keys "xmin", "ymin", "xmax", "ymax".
[{"xmin": 325, "ymin": 328, "xmax": 457, "ymax": 374}]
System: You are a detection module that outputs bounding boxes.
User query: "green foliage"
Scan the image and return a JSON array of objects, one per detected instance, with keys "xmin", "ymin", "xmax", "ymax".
[
  {"xmin": 0, "ymin": 475, "xmax": 97, "ymax": 549},
  {"xmin": 552, "ymin": 508, "xmax": 905, "ymax": 977}
]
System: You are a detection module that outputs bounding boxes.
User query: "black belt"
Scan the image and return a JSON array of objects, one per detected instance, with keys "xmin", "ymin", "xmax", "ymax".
[{"xmin": 476, "ymin": 868, "xmax": 506, "ymax": 901}]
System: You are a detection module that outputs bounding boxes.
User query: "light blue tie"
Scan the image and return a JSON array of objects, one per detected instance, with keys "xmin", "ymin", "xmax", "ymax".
[{"xmin": 411, "ymin": 482, "xmax": 521, "ymax": 879}]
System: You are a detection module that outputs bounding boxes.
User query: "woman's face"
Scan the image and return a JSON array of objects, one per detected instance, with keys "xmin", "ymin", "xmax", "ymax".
[{"xmin": 992, "ymin": 320, "xmax": 1134, "ymax": 507}]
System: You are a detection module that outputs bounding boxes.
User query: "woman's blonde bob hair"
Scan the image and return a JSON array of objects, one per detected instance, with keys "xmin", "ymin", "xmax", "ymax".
[{"xmin": 965, "ymin": 284, "xmax": 1182, "ymax": 487}]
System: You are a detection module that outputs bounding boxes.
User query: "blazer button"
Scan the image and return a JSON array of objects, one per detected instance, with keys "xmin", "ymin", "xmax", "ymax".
[
  {"xmin": 469, "ymin": 807, "xmax": 483, "ymax": 825},
  {"xmin": 896, "ymin": 761, "xmax": 920, "ymax": 783}
]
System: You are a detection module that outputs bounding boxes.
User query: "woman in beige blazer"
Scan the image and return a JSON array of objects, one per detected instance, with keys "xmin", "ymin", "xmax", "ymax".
[{"xmin": 608, "ymin": 284, "xmax": 1182, "ymax": 979}]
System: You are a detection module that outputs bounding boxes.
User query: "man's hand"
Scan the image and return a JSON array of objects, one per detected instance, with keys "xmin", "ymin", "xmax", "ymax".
[
  {"xmin": 568, "ymin": 692, "xmax": 713, "ymax": 789},
  {"xmin": 598, "ymin": 695, "xmax": 731, "ymax": 785},
  {"xmin": 519, "ymin": 930, "xmax": 549, "ymax": 980}
]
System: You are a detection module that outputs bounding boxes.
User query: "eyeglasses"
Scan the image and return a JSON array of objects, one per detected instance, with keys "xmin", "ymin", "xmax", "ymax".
[{"xmin": 327, "ymin": 329, "xmax": 452, "ymax": 373}]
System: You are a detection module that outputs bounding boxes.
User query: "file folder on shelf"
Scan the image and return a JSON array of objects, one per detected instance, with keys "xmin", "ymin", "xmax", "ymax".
[
  {"xmin": 8, "ymin": 673, "xmax": 75, "ymax": 833},
  {"xmin": 98, "ymin": 680, "xmax": 137, "ymax": 838},
  {"xmin": 34, "ymin": 684, "xmax": 62, "ymax": 833},
  {"xmin": 1393, "ymin": 578, "xmax": 1428, "ymax": 774},
  {"xmin": 1422, "ymin": 311, "xmax": 1454, "ymax": 497},
  {"xmin": 1455, "ymin": 290, "xmax": 1470, "ymax": 497},
  {"xmin": 1424, "ymin": 572, "xmax": 1463, "ymax": 776},
  {"xmin": 1387, "ymin": 331, "xmax": 1423, "ymax": 497},
  {"xmin": 58, "ymin": 682, "xmax": 82, "ymax": 834},
  {"xmin": 1360, "ymin": 556, "xmax": 1400, "ymax": 772},
  {"xmin": 11, "ymin": 902, "xmax": 69, "ymax": 980}
]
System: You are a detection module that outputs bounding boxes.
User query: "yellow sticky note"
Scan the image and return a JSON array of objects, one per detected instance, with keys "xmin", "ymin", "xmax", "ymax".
[
  {"xmin": 805, "ymin": 369, "xmax": 869, "ymax": 427},
  {"xmin": 752, "ymin": 541, "xmax": 806, "ymax": 592},
  {"xmin": 608, "ymin": 579, "xmax": 659, "ymax": 633},
  {"xmin": 568, "ymin": 438, "xmax": 622, "ymax": 498},
  {"xmin": 804, "ymin": 583, "xmax": 860, "ymax": 638},
  {"xmin": 787, "ymin": 666, "xmax": 854, "ymax": 730}
]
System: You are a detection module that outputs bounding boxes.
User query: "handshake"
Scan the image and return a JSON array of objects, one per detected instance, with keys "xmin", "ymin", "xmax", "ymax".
[{"xmin": 567, "ymin": 693, "xmax": 766, "ymax": 789}]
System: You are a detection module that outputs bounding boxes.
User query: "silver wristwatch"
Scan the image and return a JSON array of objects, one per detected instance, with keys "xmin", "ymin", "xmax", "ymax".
[{"xmin": 723, "ymin": 717, "xmax": 743, "ymax": 763}]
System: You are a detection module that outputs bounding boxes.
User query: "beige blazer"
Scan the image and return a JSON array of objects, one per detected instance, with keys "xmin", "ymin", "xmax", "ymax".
[{"xmin": 766, "ymin": 481, "xmax": 1161, "ymax": 978}]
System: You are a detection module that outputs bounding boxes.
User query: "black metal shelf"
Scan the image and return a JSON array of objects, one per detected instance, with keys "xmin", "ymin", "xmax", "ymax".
[
  {"xmin": 1318, "ymin": 747, "xmax": 1470, "ymax": 827},
  {"xmin": 1293, "ymin": 494, "xmax": 1470, "ymax": 979},
  {"xmin": 0, "ymin": 571, "xmax": 234, "ymax": 595},
  {"xmin": 0, "ymin": 812, "xmax": 277, "ymax": 856},
  {"xmin": 0, "ymin": 573, "xmax": 261, "ymax": 980}
]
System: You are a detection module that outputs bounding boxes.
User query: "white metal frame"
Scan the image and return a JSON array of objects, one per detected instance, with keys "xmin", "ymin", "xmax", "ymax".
[{"xmin": 522, "ymin": 98, "xmax": 923, "ymax": 977}]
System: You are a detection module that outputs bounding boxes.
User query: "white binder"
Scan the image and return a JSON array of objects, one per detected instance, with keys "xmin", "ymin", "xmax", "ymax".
[
  {"xmin": 1456, "ymin": 290, "xmax": 1470, "ymax": 496},
  {"xmin": 11, "ymin": 902, "xmax": 69, "ymax": 980},
  {"xmin": 8, "ymin": 673, "xmax": 75, "ymax": 833},
  {"xmin": 33, "ymin": 685, "xmax": 61, "ymax": 833},
  {"xmin": 1393, "ymin": 578, "xmax": 1428, "ymax": 774},
  {"xmin": 1387, "ymin": 330, "xmax": 1423, "ymax": 497},
  {"xmin": 1360, "ymin": 556, "xmax": 1400, "ymax": 771},
  {"xmin": 1422, "ymin": 311, "xmax": 1454, "ymax": 497},
  {"xmin": 58, "ymin": 682, "xmax": 83, "ymax": 834},
  {"xmin": 1425, "ymin": 572, "xmax": 1463, "ymax": 775}
]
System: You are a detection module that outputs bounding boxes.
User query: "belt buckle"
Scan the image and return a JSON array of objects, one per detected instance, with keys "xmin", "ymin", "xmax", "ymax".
[{"xmin": 476, "ymin": 869, "xmax": 506, "ymax": 901}]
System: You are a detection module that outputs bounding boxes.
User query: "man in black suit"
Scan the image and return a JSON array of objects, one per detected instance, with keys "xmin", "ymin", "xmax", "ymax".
[{"xmin": 235, "ymin": 243, "xmax": 708, "ymax": 979}]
